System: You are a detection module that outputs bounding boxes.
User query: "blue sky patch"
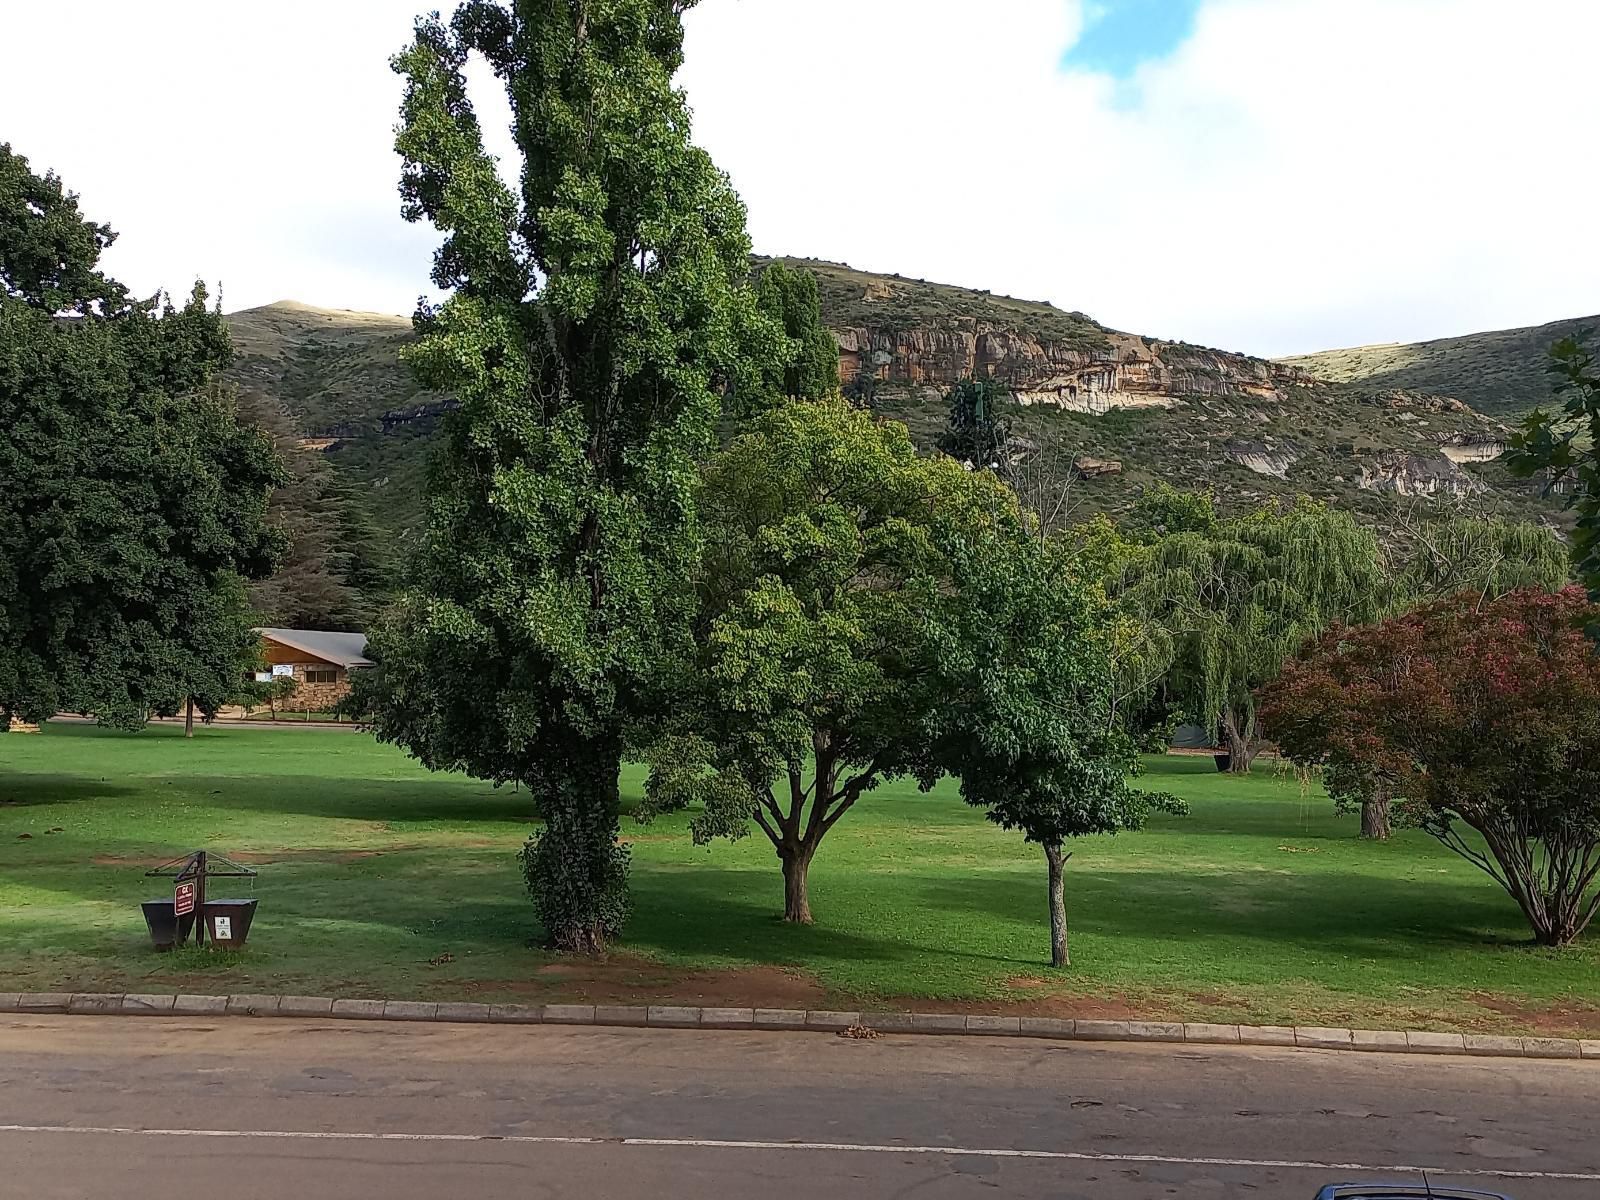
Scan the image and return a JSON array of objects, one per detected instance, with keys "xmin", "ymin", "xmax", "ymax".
[{"xmin": 1063, "ymin": 0, "xmax": 1204, "ymax": 78}]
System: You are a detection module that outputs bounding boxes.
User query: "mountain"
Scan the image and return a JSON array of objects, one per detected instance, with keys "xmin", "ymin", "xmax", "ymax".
[
  {"xmin": 1280, "ymin": 314, "xmax": 1598, "ymax": 417},
  {"xmin": 224, "ymin": 264, "xmax": 1566, "ymax": 621}
]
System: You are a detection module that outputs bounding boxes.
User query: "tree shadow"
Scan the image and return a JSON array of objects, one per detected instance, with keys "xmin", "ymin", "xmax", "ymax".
[
  {"xmin": 0, "ymin": 773, "xmax": 139, "ymax": 807},
  {"xmin": 911, "ymin": 868, "xmax": 1545, "ymax": 961},
  {"xmin": 170, "ymin": 773, "xmax": 536, "ymax": 826}
]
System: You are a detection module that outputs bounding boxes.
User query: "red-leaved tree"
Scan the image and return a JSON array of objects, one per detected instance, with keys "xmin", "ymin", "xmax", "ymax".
[{"xmin": 1261, "ymin": 587, "xmax": 1600, "ymax": 946}]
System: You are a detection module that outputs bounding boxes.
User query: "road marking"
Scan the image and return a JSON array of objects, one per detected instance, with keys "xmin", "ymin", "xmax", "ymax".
[{"xmin": 0, "ymin": 1123, "xmax": 1594, "ymax": 1182}]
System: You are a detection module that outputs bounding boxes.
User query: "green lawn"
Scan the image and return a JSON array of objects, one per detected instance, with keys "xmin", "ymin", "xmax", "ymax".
[{"xmin": 3, "ymin": 723, "xmax": 1598, "ymax": 1035}]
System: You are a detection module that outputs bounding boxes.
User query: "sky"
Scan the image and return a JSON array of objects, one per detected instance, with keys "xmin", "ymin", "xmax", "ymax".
[{"xmin": 4, "ymin": 0, "xmax": 1598, "ymax": 358}]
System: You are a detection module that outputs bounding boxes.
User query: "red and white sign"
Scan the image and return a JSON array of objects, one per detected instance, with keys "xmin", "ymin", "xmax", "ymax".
[{"xmin": 174, "ymin": 880, "xmax": 197, "ymax": 917}]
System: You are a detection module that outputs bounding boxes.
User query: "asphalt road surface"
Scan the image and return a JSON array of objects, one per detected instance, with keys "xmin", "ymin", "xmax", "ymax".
[{"xmin": 2, "ymin": 1014, "xmax": 1596, "ymax": 1199}]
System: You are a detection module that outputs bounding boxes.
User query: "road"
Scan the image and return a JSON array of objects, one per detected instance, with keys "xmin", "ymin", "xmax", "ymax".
[{"xmin": 1, "ymin": 1015, "xmax": 1595, "ymax": 1199}]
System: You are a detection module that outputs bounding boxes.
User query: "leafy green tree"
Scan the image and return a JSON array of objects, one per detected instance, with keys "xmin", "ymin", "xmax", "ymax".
[
  {"xmin": 1507, "ymin": 337, "xmax": 1600, "ymax": 596},
  {"xmin": 926, "ymin": 532, "xmax": 1185, "ymax": 967},
  {"xmin": 640, "ymin": 400, "xmax": 1021, "ymax": 923},
  {"xmin": 1121, "ymin": 495, "xmax": 1387, "ymax": 772},
  {"xmin": 0, "ymin": 145, "xmax": 283, "ymax": 730},
  {"xmin": 937, "ymin": 377, "xmax": 1011, "ymax": 469},
  {"xmin": 360, "ymin": 2, "xmax": 776, "ymax": 952},
  {"xmin": 752, "ymin": 260, "xmax": 839, "ymax": 407},
  {"xmin": 1129, "ymin": 481, "xmax": 1219, "ymax": 539}
]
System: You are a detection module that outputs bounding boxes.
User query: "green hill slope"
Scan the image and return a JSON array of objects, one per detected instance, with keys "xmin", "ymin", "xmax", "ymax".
[
  {"xmin": 1281, "ymin": 315, "xmax": 1598, "ymax": 417},
  {"xmin": 225, "ymin": 269, "xmax": 1568, "ymax": 623}
]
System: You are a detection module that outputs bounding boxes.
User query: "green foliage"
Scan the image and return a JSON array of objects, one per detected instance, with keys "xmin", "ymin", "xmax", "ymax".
[
  {"xmin": 925, "ymin": 531, "xmax": 1186, "ymax": 965},
  {"xmin": 362, "ymin": 1, "xmax": 773, "ymax": 950},
  {"xmin": 750, "ymin": 260, "xmax": 839, "ymax": 408},
  {"xmin": 0, "ymin": 144, "xmax": 283, "ymax": 728},
  {"xmin": 1117, "ymin": 496, "xmax": 1387, "ymax": 767},
  {"xmin": 1394, "ymin": 514, "xmax": 1570, "ymax": 604},
  {"xmin": 1129, "ymin": 481, "xmax": 1219, "ymax": 539},
  {"xmin": 1506, "ymin": 336, "xmax": 1600, "ymax": 596},
  {"xmin": 936, "ymin": 376, "xmax": 1011, "ymax": 468},
  {"xmin": 641, "ymin": 399, "xmax": 1023, "ymax": 921},
  {"xmin": 519, "ymin": 806, "xmax": 630, "ymax": 947}
]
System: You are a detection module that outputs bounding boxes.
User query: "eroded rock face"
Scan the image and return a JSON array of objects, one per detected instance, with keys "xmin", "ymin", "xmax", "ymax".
[
  {"xmin": 835, "ymin": 325, "xmax": 1311, "ymax": 413},
  {"xmin": 1438, "ymin": 432, "xmax": 1508, "ymax": 464},
  {"xmin": 1224, "ymin": 438, "xmax": 1301, "ymax": 479},
  {"xmin": 1072, "ymin": 455, "xmax": 1123, "ymax": 479},
  {"xmin": 1357, "ymin": 452, "xmax": 1483, "ymax": 497}
]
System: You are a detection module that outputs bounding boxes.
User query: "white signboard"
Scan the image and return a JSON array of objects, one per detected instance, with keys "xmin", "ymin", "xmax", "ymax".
[
  {"xmin": 271, "ymin": 664, "xmax": 295, "ymax": 678},
  {"xmin": 214, "ymin": 916, "xmax": 233, "ymax": 940},
  {"xmin": 254, "ymin": 672, "xmax": 273, "ymax": 683}
]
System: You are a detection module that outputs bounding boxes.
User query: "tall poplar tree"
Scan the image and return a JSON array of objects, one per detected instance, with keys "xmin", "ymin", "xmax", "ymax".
[{"xmin": 363, "ymin": 1, "xmax": 774, "ymax": 951}]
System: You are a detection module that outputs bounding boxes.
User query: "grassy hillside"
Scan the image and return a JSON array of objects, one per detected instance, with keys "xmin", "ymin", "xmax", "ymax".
[
  {"xmin": 228, "ymin": 300, "xmax": 435, "ymax": 438},
  {"xmin": 765, "ymin": 256, "xmax": 1110, "ymax": 347},
  {"xmin": 1282, "ymin": 314, "xmax": 1599, "ymax": 417},
  {"xmin": 225, "ymin": 275, "xmax": 1568, "ymax": 625}
]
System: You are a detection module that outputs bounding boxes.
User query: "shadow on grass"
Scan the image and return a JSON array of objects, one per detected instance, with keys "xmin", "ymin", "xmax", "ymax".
[
  {"xmin": 0, "ymin": 774, "xmax": 138, "ymax": 807},
  {"xmin": 911, "ymin": 868, "xmax": 1540, "ymax": 958},
  {"xmin": 218, "ymin": 776, "xmax": 536, "ymax": 826}
]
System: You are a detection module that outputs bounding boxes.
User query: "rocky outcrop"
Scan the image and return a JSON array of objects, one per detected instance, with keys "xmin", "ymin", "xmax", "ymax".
[
  {"xmin": 1224, "ymin": 438, "xmax": 1300, "ymax": 479},
  {"xmin": 1437, "ymin": 432, "xmax": 1508, "ymax": 464},
  {"xmin": 1072, "ymin": 455, "xmax": 1123, "ymax": 479},
  {"xmin": 1357, "ymin": 452, "xmax": 1483, "ymax": 497},
  {"xmin": 835, "ymin": 326, "xmax": 1314, "ymax": 413}
]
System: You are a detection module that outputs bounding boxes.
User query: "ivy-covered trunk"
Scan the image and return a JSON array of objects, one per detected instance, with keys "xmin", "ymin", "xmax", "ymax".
[
  {"xmin": 1044, "ymin": 839, "xmax": 1069, "ymax": 968},
  {"xmin": 522, "ymin": 738, "xmax": 630, "ymax": 954}
]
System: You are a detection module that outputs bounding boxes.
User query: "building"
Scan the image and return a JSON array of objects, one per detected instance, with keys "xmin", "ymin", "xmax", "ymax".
[{"xmin": 254, "ymin": 628, "xmax": 373, "ymax": 712}]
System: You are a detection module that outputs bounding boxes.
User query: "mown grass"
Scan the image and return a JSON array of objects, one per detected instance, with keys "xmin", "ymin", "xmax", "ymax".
[{"xmin": 2, "ymin": 723, "xmax": 1597, "ymax": 1033}]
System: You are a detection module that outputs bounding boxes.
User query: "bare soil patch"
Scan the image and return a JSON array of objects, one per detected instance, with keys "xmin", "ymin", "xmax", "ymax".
[
  {"xmin": 446, "ymin": 955, "xmax": 827, "ymax": 1008},
  {"xmin": 1468, "ymin": 993, "xmax": 1600, "ymax": 1037}
]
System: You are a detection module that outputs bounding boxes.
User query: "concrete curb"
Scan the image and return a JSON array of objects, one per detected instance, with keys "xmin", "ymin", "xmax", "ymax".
[{"xmin": 0, "ymin": 991, "xmax": 1593, "ymax": 1061}]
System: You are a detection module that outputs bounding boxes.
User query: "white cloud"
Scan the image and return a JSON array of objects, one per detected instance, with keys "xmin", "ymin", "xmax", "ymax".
[{"xmin": 5, "ymin": 0, "xmax": 1598, "ymax": 356}]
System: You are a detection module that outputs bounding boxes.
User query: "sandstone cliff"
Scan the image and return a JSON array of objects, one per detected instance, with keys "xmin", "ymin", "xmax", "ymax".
[{"xmin": 835, "ymin": 323, "xmax": 1318, "ymax": 414}]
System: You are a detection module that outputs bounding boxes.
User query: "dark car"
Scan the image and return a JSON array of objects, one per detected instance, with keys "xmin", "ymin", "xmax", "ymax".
[{"xmin": 1315, "ymin": 1187, "xmax": 1512, "ymax": 1200}]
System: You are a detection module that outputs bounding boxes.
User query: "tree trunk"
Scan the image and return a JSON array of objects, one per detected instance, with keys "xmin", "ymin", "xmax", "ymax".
[
  {"xmin": 781, "ymin": 847, "xmax": 814, "ymax": 924},
  {"xmin": 525, "ymin": 738, "xmax": 629, "ymax": 955},
  {"xmin": 184, "ymin": 698, "xmax": 195, "ymax": 738},
  {"xmin": 1220, "ymin": 712, "xmax": 1254, "ymax": 774},
  {"xmin": 1360, "ymin": 789, "xmax": 1391, "ymax": 840},
  {"xmin": 1044, "ymin": 840, "xmax": 1069, "ymax": 968}
]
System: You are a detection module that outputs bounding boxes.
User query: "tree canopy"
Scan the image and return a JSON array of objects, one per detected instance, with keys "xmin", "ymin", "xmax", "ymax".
[
  {"xmin": 937, "ymin": 377, "xmax": 1011, "ymax": 469},
  {"xmin": 751, "ymin": 260, "xmax": 839, "ymax": 408},
  {"xmin": 1263, "ymin": 587, "xmax": 1600, "ymax": 946},
  {"xmin": 1507, "ymin": 337, "xmax": 1600, "ymax": 598},
  {"xmin": 0, "ymin": 144, "xmax": 283, "ymax": 729},
  {"xmin": 925, "ymin": 530, "xmax": 1185, "ymax": 966},
  {"xmin": 359, "ymin": 1, "xmax": 777, "ymax": 951},
  {"xmin": 1114, "ymin": 494, "xmax": 1387, "ymax": 771},
  {"xmin": 640, "ymin": 399, "xmax": 1024, "ymax": 923}
]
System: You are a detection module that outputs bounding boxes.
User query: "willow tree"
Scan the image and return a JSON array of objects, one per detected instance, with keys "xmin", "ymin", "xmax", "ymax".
[
  {"xmin": 1124, "ymin": 495, "xmax": 1386, "ymax": 772},
  {"xmin": 362, "ymin": 1, "xmax": 777, "ymax": 952},
  {"xmin": 1396, "ymin": 515, "xmax": 1570, "ymax": 603},
  {"xmin": 1301, "ymin": 514, "xmax": 1570, "ymax": 838}
]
